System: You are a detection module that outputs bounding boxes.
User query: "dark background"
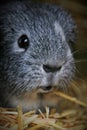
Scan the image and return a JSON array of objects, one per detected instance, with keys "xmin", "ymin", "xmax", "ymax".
[{"xmin": 1, "ymin": 0, "xmax": 87, "ymax": 78}]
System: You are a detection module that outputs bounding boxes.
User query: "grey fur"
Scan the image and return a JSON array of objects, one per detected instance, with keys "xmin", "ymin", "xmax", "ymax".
[{"xmin": 0, "ymin": 1, "xmax": 76, "ymax": 111}]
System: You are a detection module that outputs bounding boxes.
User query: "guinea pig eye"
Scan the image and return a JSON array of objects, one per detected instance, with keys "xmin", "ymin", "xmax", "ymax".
[{"xmin": 18, "ymin": 35, "xmax": 30, "ymax": 50}]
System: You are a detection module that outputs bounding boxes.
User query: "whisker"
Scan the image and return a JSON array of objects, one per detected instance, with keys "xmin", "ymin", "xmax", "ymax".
[
  {"xmin": 66, "ymin": 49, "xmax": 87, "ymax": 62},
  {"xmin": 74, "ymin": 67, "xmax": 83, "ymax": 77},
  {"xmin": 72, "ymin": 49, "xmax": 87, "ymax": 56},
  {"xmin": 71, "ymin": 49, "xmax": 81, "ymax": 55},
  {"xmin": 5, "ymin": 85, "xmax": 18, "ymax": 104},
  {"xmin": 74, "ymin": 59, "xmax": 87, "ymax": 64},
  {"xmin": 74, "ymin": 75, "xmax": 87, "ymax": 83},
  {"xmin": 58, "ymin": 79, "xmax": 69, "ymax": 93}
]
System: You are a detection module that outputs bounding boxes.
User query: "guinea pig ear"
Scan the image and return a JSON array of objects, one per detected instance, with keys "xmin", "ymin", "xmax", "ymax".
[{"xmin": 55, "ymin": 7, "xmax": 77, "ymax": 44}]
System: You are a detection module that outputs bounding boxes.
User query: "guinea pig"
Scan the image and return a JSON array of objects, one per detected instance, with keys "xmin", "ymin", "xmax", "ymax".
[{"xmin": 0, "ymin": 0, "xmax": 76, "ymax": 111}]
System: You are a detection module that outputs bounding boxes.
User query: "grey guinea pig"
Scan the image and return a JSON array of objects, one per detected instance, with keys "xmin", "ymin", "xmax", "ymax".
[{"xmin": 0, "ymin": 0, "xmax": 77, "ymax": 111}]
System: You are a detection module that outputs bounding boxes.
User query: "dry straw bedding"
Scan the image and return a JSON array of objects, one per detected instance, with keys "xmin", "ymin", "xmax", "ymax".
[{"xmin": 0, "ymin": 88, "xmax": 87, "ymax": 130}]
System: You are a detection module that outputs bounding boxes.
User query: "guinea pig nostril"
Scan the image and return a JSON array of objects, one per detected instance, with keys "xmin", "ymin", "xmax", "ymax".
[
  {"xmin": 43, "ymin": 64, "xmax": 52, "ymax": 73},
  {"xmin": 57, "ymin": 66, "xmax": 62, "ymax": 71},
  {"xmin": 42, "ymin": 86, "xmax": 52, "ymax": 91},
  {"xmin": 43, "ymin": 64, "xmax": 62, "ymax": 73}
]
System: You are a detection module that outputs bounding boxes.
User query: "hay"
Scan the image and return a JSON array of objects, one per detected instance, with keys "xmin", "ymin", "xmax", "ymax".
[{"xmin": 0, "ymin": 87, "xmax": 87, "ymax": 130}]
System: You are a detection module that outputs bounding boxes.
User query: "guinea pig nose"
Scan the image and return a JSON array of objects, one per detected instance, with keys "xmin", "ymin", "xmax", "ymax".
[{"xmin": 43, "ymin": 64, "xmax": 61, "ymax": 73}]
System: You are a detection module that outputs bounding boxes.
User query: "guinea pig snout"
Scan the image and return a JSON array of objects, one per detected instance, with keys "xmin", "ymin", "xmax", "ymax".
[{"xmin": 39, "ymin": 62, "xmax": 63, "ymax": 91}]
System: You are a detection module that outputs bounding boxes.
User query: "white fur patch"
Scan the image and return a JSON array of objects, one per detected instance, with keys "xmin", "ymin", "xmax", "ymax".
[{"xmin": 54, "ymin": 21, "xmax": 65, "ymax": 41}]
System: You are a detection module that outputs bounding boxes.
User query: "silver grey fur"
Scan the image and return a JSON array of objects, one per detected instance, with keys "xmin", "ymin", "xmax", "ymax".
[{"xmin": 0, "ymin": 1, "xmax": 76, "ymax": 111}]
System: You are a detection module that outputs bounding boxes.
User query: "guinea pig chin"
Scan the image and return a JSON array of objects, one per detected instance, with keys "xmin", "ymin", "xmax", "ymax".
[{"xmin": 9, "ymin": 87, "xmax": 60, "ymax": 112}]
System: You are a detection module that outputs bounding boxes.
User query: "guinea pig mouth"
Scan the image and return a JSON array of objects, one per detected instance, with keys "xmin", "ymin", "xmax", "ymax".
[{"xmin": 37, "ymin": 86, "xmax": 53, "ymax": 93}]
